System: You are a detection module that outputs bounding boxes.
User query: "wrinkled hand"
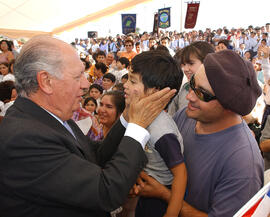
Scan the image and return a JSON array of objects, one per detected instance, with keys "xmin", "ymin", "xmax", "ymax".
[{"xmin": 128, "ymin": 87, "xmax": 176, "ymax": 128}]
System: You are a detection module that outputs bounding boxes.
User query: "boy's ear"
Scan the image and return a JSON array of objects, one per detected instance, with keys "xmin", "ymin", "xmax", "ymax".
[{"xmin": 146, "ymin": 88, "xmax": 159, "ymax": 96}]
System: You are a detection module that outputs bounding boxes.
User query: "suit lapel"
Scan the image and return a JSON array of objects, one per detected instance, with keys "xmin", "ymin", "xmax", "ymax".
[{"xmin": 13, "ymin": 97, "xmax": 88, "ymax": 159}]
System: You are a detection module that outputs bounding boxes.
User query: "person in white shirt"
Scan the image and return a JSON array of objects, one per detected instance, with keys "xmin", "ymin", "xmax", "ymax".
[
  {"xmin": 160, "ymin": 37, "xmax": 175, "ymax": 56},
  {"xmin": 102, "ymin": 73, "xmax": 116, "ymax": 93},
  {"xmin": 238, "ymin": 43, "xmax": 247, "ymax": 57},
  {"xmin": 239, "ymin": 32, "xmax": 250, "ymax": 50},
  {"xmin": 249, "ymin": 31, "xmax": 259, "ymax": 53},
  {"xmin": 0, "ymin": 62, "xmax": 15, "ymax": 82},
  {"xmin": 212, "ymin": 28, "xmax": 226, "ymax": 45},
  {"xmin": 90, "ymin": 38, "xmax": 99, "ymax": 54},
  {"xmin": 109, "ymin": 57, "xmax": 129, "ymax": 84},
  {"xmin": 0, "ymin": 80, "xmax": 17, "ymax": 116}
]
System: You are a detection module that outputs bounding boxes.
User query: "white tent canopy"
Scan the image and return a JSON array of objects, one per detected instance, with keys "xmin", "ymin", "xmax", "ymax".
[{"xmin": 0, "ymin": 0, "xmax": 151, "ymax": 38}]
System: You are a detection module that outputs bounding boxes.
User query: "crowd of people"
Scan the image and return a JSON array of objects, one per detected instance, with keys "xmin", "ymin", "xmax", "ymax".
[{"xmin": 0, "ymin": 22, "xmax": 270, "ymax": 217}]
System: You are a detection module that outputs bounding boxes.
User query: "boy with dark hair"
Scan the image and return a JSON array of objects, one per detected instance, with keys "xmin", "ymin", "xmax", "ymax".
[
  {"xmin": 109, "ymin": 57, "xmax": 129, "ymax": 83},
  {"xmin": 88, "ymin": 83, "xmax": 103, "ymax": 106},
  {"xmin": 102, "ymin": 73, "xmax": 116, "ymax": 92},
  {"xmin": 93, "ymin": 62, "xmax": 107, "ymax": 86},
  {"xmin": 121, "ymin": 73, "xmax": 128, "ymax": 84},
  {"xmin": 89, "ymin": 51, "xmax": 106, "ymax": 82},
  {"xmin": 124, "ymin": 50, "xmax": 187, "ymax": 217},
  {"xmin": 118, "ymin": 57, "xmax": 130, "ymax": 68}
]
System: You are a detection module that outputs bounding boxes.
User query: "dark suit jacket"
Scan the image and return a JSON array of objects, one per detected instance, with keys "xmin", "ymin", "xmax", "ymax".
[{"xmin": 0, "ymin": 97, "xmax": 147, "ymax": 217}]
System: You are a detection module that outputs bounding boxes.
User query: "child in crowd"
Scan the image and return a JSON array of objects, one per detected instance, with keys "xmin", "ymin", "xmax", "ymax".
[
  {"xmin": 88, "ymin": 83, "xmax": 103, "ymax": 106},
  {"xmin": 0, "ymin": 80, "xmax": 17, "ymax": 116},
  {"xmin": 121, "ymin": 73, "xmax": 128, "ymax": 84},
  {"xmin": 124, "ymin": 50, "xmax": 187, "ymax": 217},
  {"xmin": 167, "ymin": 41, "xmax": 215, "ymax": 116},
  {"xmin": 0, "ymin": 62, "xmax": 15, "ymax": 82},
  {"xmin": 108, "ymin": 57, "xmax": 129, "ymax": 83},
  {"xmin": 83, "ymin": 97, "xmax": 102, "ymax": 141},
  {"xmin": 83, "ymin": 97, "xmax": 98, "ymax": 115},
  {"xmin": 93, "ymin": 62, "xmax": 107, "ymax": 86},
  {"xmin": 88, "ymin": 50, "xmax": 106, "ymax": 82},
  {"xmin": 112, "ymin": 83, "xmax": 124, "ymax": 92},
  {"xmin": 102, "ymin": 73, "xmax": 116, "ymax": 92}
]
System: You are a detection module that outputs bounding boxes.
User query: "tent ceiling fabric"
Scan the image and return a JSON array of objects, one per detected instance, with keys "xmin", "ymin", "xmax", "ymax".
[{"xmin": 0, "ymin": 0, "xmax": 151, "ymax": 38}]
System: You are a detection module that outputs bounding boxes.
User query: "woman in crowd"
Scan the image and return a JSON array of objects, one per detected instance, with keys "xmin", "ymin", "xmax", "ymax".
[
  {"xmin": 98, "ymin": 91, "xmax": 125, "ymax": 138},
  {"xmin": 0, "ymin": 40, "xmax": 14, "ymax": 64},
  {"xmin": 0, "ymin": 62, "xmax": 15, "ymax": 82},
  {"xmin": 117, "ymin": 39, "xmax": 137, "ymax": 62},
  {"xmin": 88, "ymin": 91, "xmax": 125, "ymax": 140}
]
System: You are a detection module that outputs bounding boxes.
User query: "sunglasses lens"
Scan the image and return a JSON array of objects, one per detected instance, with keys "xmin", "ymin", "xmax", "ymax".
[
  {"xmin": 190, "ymin": 75, "xmax": 205, "ymax": 101},
  {"xmin": 194, "ymin": 89, "xmax": 204, "ymax": 101}
]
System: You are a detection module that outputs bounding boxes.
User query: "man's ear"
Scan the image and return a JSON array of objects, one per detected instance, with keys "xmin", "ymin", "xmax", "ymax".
[{"xmin": 36, "ymin": 71, "xmax": 53, "ymax": 94}]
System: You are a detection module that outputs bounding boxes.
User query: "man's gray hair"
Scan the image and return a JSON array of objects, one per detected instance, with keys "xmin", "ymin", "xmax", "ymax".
[{"xmin": 14, "ymin": 35, "xmax": 65, "ymax": 97}]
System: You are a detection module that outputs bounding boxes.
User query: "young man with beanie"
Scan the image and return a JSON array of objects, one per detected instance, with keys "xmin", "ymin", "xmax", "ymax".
[{"xmin": 132, "ymin": 50, "xmax": 264, "ymax": 217}]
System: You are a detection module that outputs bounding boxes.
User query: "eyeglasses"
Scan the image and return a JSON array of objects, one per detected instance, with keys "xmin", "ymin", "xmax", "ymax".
[
  {"xmin": 189, "ymin": 75, "xmax": 217, "ymax": 102},
  {"xmin": 125, "ymin": 44, "xmax": 133, "ymax": 47}
]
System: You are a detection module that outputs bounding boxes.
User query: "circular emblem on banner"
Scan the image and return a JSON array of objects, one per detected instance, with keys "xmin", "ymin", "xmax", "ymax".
[{"xmin": 160, "ymin": 13, "xmax": 168, "ymax": 22}]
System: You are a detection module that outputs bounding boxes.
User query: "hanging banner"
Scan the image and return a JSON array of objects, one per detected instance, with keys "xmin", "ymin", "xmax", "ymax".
[
  {"xmin": 158, "ymin": 7, "xmax": 171, "ymax": 29},
  {"xmin": 122, "ymin": 14, "xmax": 136, "ymax": 35},
  {"xmin": 153, "ymin": 13, "xmax": 159, "ymax": 33},
  {"xmin": 184, "ymin": 2, "xmax": 200, "ymax": 29}
]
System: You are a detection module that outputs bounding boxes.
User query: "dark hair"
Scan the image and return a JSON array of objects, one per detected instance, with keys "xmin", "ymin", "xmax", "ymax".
[
  {"xmin": 80, "ymin": 58, "xmax": 90, "ymax": 70},
  {"xmin": 175, "ymin": 41, "xmax": 215, "ymax": 65},
  {"xmin": 95, "ymin": 62, "xmax": 107, "ymax": 74},
  {"xmin": 113, "ymin": 83, "xmax": 124, "ymax": 92},
  {"xmin": 135, "ymin": 42, "xmax": 140, "ymax": 46},
  {"xmin": 89, "ymin": 83, "xmax": 103, "ymax": 94},
  {"xmin": 83, "ymin": 97, "xmax": 97, "ymax": 108},
  {"xmin": 8, "ymin": 59, "xmax": 15, "ymax": 73},
  {"xmin": 161, "ymin": 36, "xmax": 170, "ymax": 42},
  {"xmin": 101, "ymin": 90, "xmax": 125, "ymax": 117},
  {"xmin": 124, "ymin": 39, "xmax": 134, "ymax": 46},
  {"xmin": 155, "ymin": 45, "xmax": 169, "ymax": 53},
  {"xmin": 261, "ymin": 39, "xmax": 267, "ymax": 44},
  {"xmin": 84, "ymin": 61, "xmax": 90, "ymax": 70},
  {"xmin": 121, "ymin": 73, "xmax": 128, "ymax": 80},
  {"xmin": 0, "ymin": 81, "xmax": 15, "ymax": 102},
  {"xmin": 131, "ymin": 50, "xmax": 183, "ymax": 109},
  {"xmin": 0, "ymin": 62, "xmax": 10, "ymax": 72},
  {"xmin": 103, "ymin": 73, "xmax": 116, "ymax": 83},
  {"xmin": 224, "ymin": 29, "xmax": 229, "ymax": 34},
  {"xmin": 218, "ymin": 39, "xmax": 230, "ymax": 48},
  {"xmin": 0, "ymin": 40, "xmax": 12, "ymax": 51},
  {"xmin": 96, "ymin": 50, "xmax": 106, "ymax": 58},
  {"xmin": 149, "ymin": 37, "xmax": 156, "ymax": 42},
  {"xmin": 118, "ymin": 57, "xmax": 129, "ymax": 68}
]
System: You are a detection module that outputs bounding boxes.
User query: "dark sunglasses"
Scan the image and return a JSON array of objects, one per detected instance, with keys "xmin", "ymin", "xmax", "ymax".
[{"xmin": 189, "ymin": 75, "xmax": 217, "ymax": 102}]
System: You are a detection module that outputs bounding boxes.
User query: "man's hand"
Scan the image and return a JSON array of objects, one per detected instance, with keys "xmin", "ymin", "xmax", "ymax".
[
  {"xmin": 128, "ymin": 87, "xmax": 176, "ymax": 128},
  {"xmin": 135, "ymin": 171, "xmax": 171, "ymax": 202}
]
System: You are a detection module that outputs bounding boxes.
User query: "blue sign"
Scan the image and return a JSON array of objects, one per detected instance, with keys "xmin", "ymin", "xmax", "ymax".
[
  {"xmin": 122, "ymin": 14, "xmax": 136, "ymax": 35},
  {"xmin": 158, "ymin": 7, "xmax": 171, "ymax": 29}
]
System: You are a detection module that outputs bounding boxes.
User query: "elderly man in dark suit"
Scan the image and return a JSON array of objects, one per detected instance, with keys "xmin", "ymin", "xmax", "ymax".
[{"xmin": 0, "ymin": 35, "xmax": 176, "ymax": 217}]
